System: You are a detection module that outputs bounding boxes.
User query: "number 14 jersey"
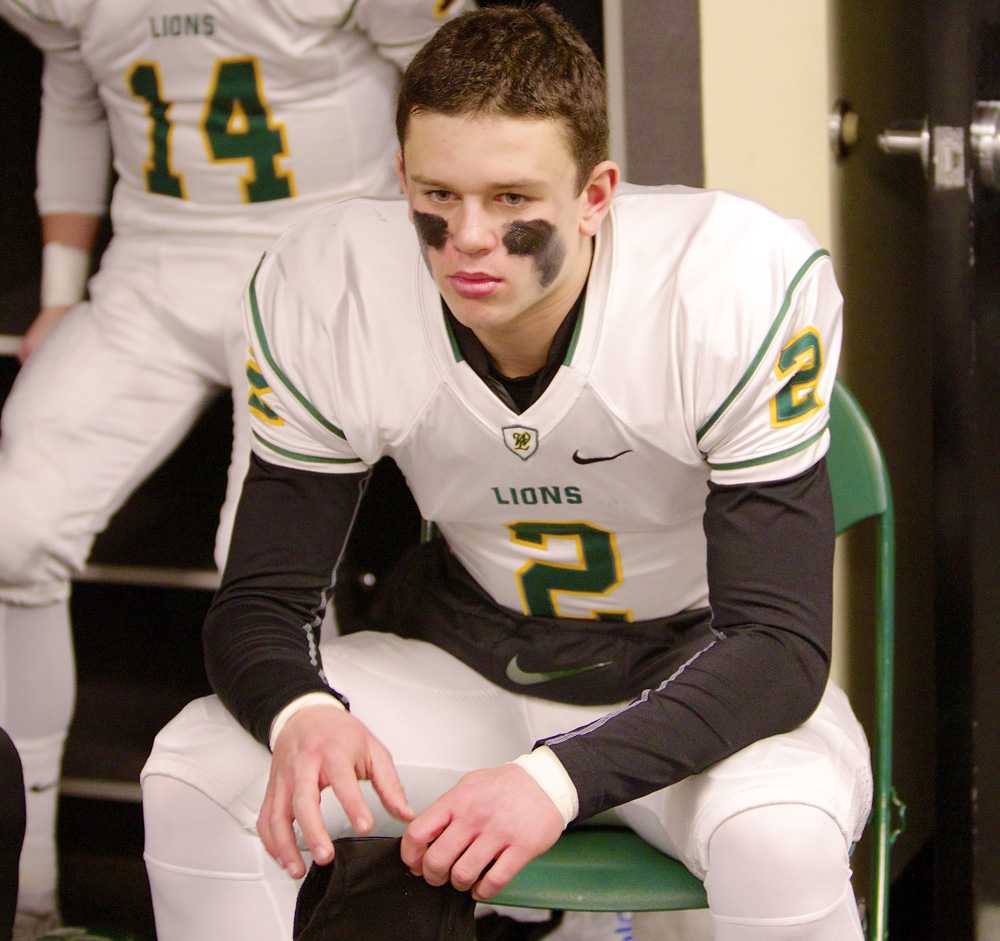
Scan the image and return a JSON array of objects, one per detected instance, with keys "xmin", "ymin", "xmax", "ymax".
[
  {"xmin": 247, "ymin": 185, "xmax": 843, "ymax": 622},
  {"xmin": 3, "ymin": 0, "xmax": 467, "ymax": 238}
]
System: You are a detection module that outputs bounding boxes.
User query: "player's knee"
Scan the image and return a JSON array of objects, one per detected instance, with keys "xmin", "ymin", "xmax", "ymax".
[
  {"xmin": 705, "ymin": 804, "xmax": 851, "ymax": 920},
  {"xmin": 0, "ymin": 475, "xmax": 75, "ymax": 603},
  {"xmin": 143, "ymin": 775, "xmax": 262, "ymax": 873},
  {"xmin": 143, "ymin": 775, "xmax": 300, "ymax": 939}
]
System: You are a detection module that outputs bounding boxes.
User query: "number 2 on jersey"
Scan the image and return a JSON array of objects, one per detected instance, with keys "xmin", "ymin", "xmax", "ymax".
[
  {"xmin": 510, "ymin": 521, "xmax": 631, "ymax": 621},
  {"xmin": 771, "ymin": 327, "xmax": 824, "ymax": 426},
  {"xmin": 127, "ymin": 57, "xmax": 294, "ymax": 203}
]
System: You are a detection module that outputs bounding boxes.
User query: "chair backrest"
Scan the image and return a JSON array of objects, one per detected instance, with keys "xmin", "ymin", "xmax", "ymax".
[
  {"xmin": 827, "ymin": 379, "xmax": 899, "ymax": 941},
  {"xmin": 827, "ymin": 382, "xmax": 892, "ymax": 535}
]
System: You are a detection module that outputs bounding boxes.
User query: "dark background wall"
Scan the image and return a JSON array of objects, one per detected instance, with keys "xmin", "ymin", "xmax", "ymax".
[{"xmin": 0, "ymin": 20, "xmax": 42, "ymax": 338}]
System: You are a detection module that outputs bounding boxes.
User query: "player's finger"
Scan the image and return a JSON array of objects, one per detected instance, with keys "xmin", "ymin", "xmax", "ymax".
[
  {"xmin": 17, "ymin": 329, "xmax": 36, "ymax": 363},
  {"xmin": 368, "ymin": 740, "xmax": 414, "ymax": 822},
  {"xmin": 400, "ymin": 804, "xmax": 450, "ymax": 874},
  {"xmin": 472, "ymin": 846, "xmax": 532, "ymax": 901},
  {"xmin": 325, "ymin": 757, "xmax": 373, "ymax": 836},
  {"xmin": 419, "ymin": 822, "xmax": 477, "ymax": 887},
  {"xmin": 257, "ymin": 762, "xmax": 290, "ymax": 852},
  {"xmin": 292, "ymin": 755, "xmax": 334, "ymax": 867},
  {"xmin": 263, "ymin": 769, "xmax": 306, "ymax": 876},
  {"xmin": 256, "ymin": 782, "xmax": 276, "ymax": 850},
  {"xmin": 449, "ymin": 835, "xmax": 505, "ymax": 893}
]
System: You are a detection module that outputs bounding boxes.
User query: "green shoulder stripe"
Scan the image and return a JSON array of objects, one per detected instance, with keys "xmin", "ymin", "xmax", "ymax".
[
  {"xmin": 248, "ymin": 256, "xmax": 347, "ymax": 441},
  {"xmin": 696, "ymin": 248, "xmax": 830, "ymax": 444},
  {"xmin": 252, "ymin": 431, "xmax": 363, "ymax": 466},
  {"xmin": 707, "ymin": 423, "xmax": 828, "ymax": 471},
  {"xmin": 563, "ymin": 304, "xmax": 585, "ymax": 365}
]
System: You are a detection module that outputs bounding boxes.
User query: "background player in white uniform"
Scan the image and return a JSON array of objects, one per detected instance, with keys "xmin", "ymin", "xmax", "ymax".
[
  {"xmin": 0, "ymin": 0, "xmax": 468, "ymax": 931},
  {"xmin": 142, "ymin": 7, "xmax": 872, "ymax": 940}
]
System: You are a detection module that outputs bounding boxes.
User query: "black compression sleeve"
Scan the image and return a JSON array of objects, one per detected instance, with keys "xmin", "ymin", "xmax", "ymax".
[
  {"xmin": 545, "ymin": 459, "xmax": 833, "ymax": 821},
  {"xmin": 203, "ymin": 454, "xmax": 370, "ymax": 747}
]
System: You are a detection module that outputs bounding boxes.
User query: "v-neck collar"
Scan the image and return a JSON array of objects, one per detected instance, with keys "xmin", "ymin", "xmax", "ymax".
[{"xmin": 442, "ymin": 290, "xmax": 585, "ymax": 414}]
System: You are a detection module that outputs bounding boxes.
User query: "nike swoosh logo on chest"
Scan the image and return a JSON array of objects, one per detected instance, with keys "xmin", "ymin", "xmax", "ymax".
[{"xmin": 571, "ymin": 448, "xmax": 633, "ymax": 465}]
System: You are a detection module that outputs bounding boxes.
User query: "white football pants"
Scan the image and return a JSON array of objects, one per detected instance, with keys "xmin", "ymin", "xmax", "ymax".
[
  {"xmin": 143, "ymin": 632, "xmax": 871, "ymax": 940},
  {"xmin": 0, "ymin": 233, "xmax": 267, "ymax": 607},
  {"xmin": 0, "ymin": 231, "xmax": 268, "ymax": 913}
]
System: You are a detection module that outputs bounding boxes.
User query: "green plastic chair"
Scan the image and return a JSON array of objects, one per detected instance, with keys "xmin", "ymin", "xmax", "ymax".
[{"xmin": 490, "ymin": 380, "xmax": 904, "ymax": 941}]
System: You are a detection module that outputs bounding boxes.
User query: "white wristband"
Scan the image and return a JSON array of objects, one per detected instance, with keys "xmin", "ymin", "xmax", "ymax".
[
  {"xmin": 41, "ymin": 242, "xmax": 90, "ymax": 309},
  {"xmin": 512, "ymin": 746, "xmax": 579, "ymax": 827},
  {"xmin": 268, "ymin": 692, "xmax": 346, "ymax": 751}
]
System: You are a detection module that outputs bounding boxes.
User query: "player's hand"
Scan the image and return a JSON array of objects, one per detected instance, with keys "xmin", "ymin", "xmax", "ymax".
[
  {"xmin": 400, "ymin": 763, "xmax": 563, "ymax": 899},
  {"xmin": 257, "ymin": 705, "xmax": 415, "ymax": 879},
  {"xmin": 18, "ymin": 306, "xmax": 70, "ymax": 363}
]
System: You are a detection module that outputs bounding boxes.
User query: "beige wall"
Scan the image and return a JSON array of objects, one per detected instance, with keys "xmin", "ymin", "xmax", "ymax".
[
  {"xmin": 701, "ymin": 1, "xmax": 834, "ymax": 245},
  {"xmin": 698, "ymin": 0, "xmax": 934, "ymax": 882}
]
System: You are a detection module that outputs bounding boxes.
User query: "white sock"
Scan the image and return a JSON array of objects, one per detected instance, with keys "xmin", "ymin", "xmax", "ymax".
[
  {"xmin": 12, "ymin": 734, "xmax": 64, "ymax": 914},
  {"xmin": 1, "ymin": 600, "xmax": 75, "ymax": 915}
]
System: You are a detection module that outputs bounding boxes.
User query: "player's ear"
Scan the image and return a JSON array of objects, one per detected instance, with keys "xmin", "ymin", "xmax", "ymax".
[
  {"xmin": 578, "ymin": 160, "xmax": 619, "ymax": 237},
  {"xmin": 395, "ymin": 150, "xmax": 407, "ymax": 196}
]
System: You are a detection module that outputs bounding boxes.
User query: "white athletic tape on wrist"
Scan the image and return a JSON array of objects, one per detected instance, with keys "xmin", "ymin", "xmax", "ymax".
[
  {"xmin": 269, "ymin": 692, "xmax": 345, "ymax": 751},
  {"xmin": 40, "ymin": 242, "xmax": 90, "ymax": 309},
  {"xmin": 512, "ymin": 746, "xmax": 578, "ymax": 827}
]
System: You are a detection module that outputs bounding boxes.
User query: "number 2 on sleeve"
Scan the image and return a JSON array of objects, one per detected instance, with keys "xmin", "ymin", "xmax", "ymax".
[{"xmin": 771, "ymin": 327, "xmax": 824, "ymax": 426}]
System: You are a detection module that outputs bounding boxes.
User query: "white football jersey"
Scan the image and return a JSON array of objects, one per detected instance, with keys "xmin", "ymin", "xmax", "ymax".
[
  {"xmin": 2, "ymin": 0, "xmax": 467, "ymax": 237},
  {"xmin": 245, "ymin": 185, "xmax": 843, "ymax": 621}
]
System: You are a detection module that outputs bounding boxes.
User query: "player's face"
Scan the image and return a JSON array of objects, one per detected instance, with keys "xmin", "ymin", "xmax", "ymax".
[{"xmin": 398, "ymin": 112, "xmax": 616, "ymax": 367}]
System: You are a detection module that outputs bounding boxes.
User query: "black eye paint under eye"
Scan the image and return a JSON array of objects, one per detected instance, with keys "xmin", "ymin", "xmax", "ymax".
[
  {"xmin": 413, "ymin": 211, "xmax": 449, "ymax": 250},
  {"xmin": 503, "ymin": 219, "xmax": 566, "ymax": 288}
]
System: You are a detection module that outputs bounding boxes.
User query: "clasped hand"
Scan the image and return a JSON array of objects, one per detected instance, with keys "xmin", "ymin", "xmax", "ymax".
[{"xmin": 258, "ymin": 705, "xmax": 563, "ymax": 898}]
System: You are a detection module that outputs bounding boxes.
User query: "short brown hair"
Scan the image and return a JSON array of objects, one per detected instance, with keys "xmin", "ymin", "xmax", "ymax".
[{"xmin": 396, "ymin": 4, "xmax": 609, "ymax": 192}]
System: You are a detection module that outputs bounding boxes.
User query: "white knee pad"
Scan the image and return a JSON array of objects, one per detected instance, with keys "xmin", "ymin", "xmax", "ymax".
[
  {"xmin": 143, "ymin": 775, "xmax": 302, "ymax": 941},
  {"xmin": 704, "ymin": 804, "xmax": 863, "ymax": 940},
  {"xmin": 0, "ymin": 466, "xmax": 74, "ymax": 605}
]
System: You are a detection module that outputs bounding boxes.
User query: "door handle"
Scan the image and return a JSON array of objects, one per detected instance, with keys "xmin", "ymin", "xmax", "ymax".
[
  {"xmin": 877, "ymin": 118, "xmax": 930, "ymax": 172},
  {"xmin": 970, "ymin": 101, "xmax": 1000, "ymax": 192},
  {"xmin": 877, "ymin": 102, "xmax": 1000, "ymax": 192}
]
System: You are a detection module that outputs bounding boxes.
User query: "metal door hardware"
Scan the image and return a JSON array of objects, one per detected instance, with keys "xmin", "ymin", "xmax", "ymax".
[
  {"xmin": 877, "ymin": 118, "xmax": 930, "ymax": 173},
  {"xmin": 970, "ymin": 101, "xmax": 1000, "ymax": 191},
  {"xmin": 829, "ymin": 99, "xmax": 861, "ymax": 160},
  {"xmin": 877, "ymin": 101, "xmax": 1000, "ymax": 192}
]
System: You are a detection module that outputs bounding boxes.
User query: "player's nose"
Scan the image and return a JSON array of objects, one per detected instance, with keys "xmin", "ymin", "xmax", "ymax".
[{"xmin": 450, "ymin": 202, "xmax": 498, "ymax": 255}]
